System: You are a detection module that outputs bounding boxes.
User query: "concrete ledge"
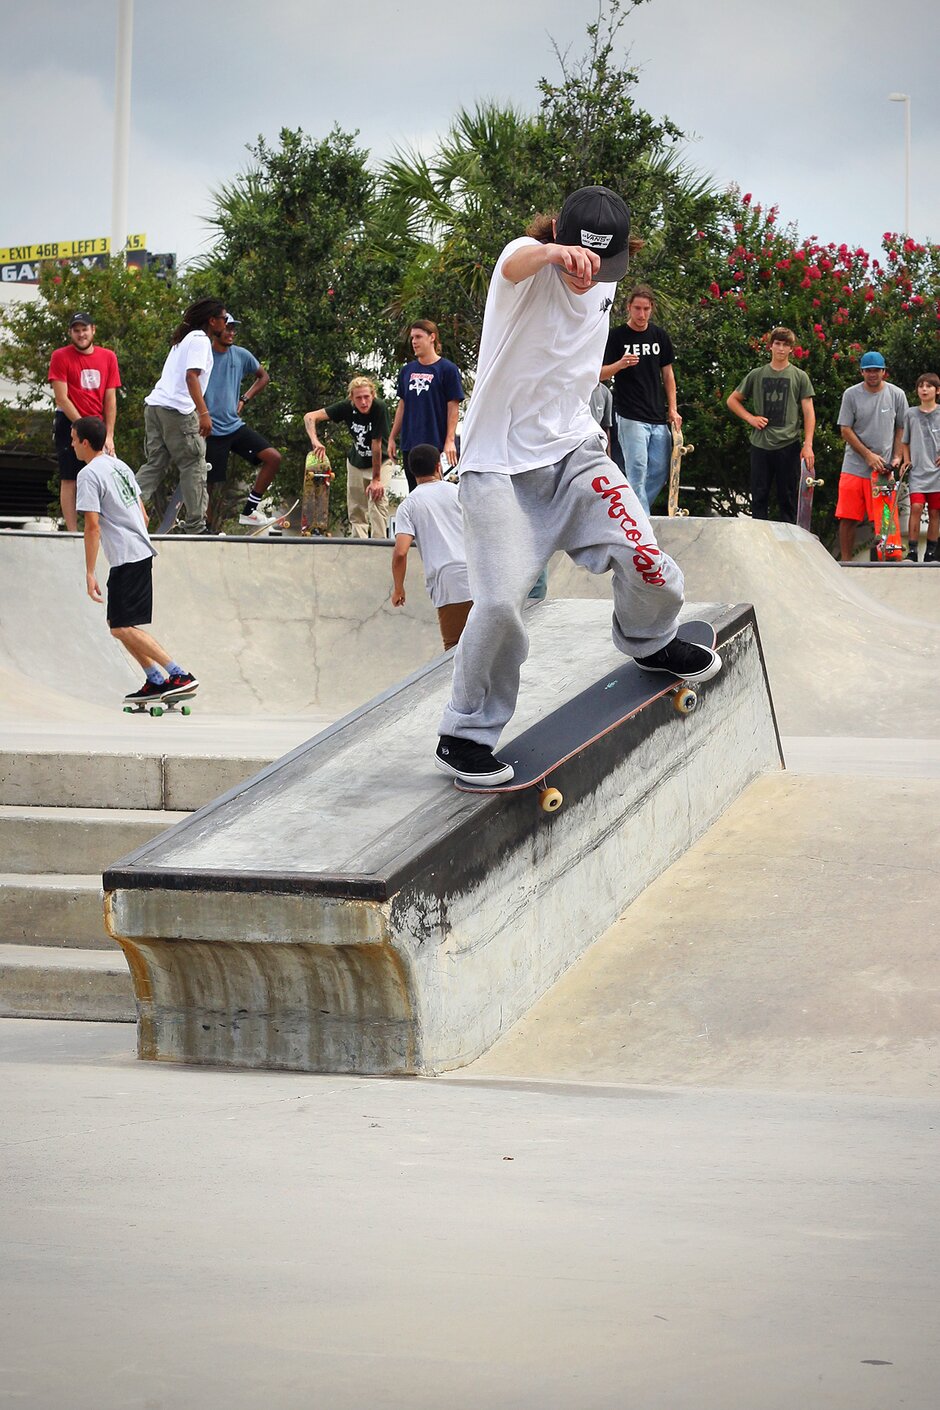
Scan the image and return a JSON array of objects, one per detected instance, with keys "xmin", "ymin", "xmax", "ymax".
[
  {"xmin": 0, "ymin": 943, "xmax": 134, "ymax": 1021},
  {"xmin": 105, "ymin": 603, "xmax": 781, "ymax": 1075}
]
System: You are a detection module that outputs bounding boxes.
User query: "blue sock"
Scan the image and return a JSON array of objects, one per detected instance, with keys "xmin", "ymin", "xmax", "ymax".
[
  {"xmin": 146, "ymin": 666, "xmax": 166, "ymax": 685},
  {"xmin": 166, "ymin": 661, "xmax": 183, "ymax": 677}
]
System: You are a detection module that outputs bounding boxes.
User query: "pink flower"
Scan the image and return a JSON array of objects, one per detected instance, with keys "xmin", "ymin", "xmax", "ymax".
[
  {"xmin": 708, "ymin": 282, "xmax": 720, "ymax": 297},
  {"xmin": 912, "ymin": 295, "xmax": 923, "ymax": 305},
  {"xmin": 743, "ymin": 193, "xmax": 752, "ymax": 205}
]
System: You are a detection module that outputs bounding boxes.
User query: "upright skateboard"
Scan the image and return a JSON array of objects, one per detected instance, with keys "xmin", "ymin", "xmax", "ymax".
[
  {"xmin": 155, "ymin": 487, "xmax": 183, "ymax": 535},
  {"xmin": 454, "ymin": 619, "xmax": 717, "ymax": 813},
  {"xmin": 667, "ymin": 426, "xmax": 692, "ymax": 517},
  {"xmin": 301, "ymin": 453, "xmax": 333, "ymax": 536},
  {"xmin": 796, "ymin": 458, "xmax": 824, "ymax": 533},
  {"xmin": 871, "ymin": 467, "xmax": 904, "ymax": 561}
]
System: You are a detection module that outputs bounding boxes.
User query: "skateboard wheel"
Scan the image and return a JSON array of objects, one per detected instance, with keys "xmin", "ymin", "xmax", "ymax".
[
  {"xmin": 149, "ymin": 705, "xmax": 163, "ymax": 717},
  {"xmin": 123, "ymin": 706, "xmax": 133, "ymax": 714},
  {"xmin": 181, "ymin": 705, "xmax": 191, "ymax": 716},
  {"xmin": 673, "ymin": 687, "xmax": 697, "ymax": 715},
  {"xmin": 539, "ymin": 787, "xmax": 563, "ymax": 812}
]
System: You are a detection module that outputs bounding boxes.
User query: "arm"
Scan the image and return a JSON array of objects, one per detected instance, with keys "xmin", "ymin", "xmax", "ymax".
[
  {"xmin": 186, "ymin": 369, "xmax": 212, "ymax": 437},
  {"xmin": 237, "ymin": 365, "xmax": 270, "ymax": 417},
  {"xmin": 303, "ymin": 408, "xmax": 331, "ymax": 465},
  {"xmin": 367, "ymin": 437, "xmax": 385, "ymax": 500},
  {"xmin": 661, "ymin": 364, "xmax": 681, "ymax": 431},
  {"xmin": 443, "ymin": 400, "xmax": 460, "ymax": 467},
  {"xmin": 390, "ymin": 533, "xmax": 413, "ymax": 605},
  {"xmin": 51, "ymin": 379, "xmax": 81, "ymax": 423},
  {"xmin": 83, "ymin": 511, "xmax": 104, "ymax": 603},
  {"xmin": 800, "ymin": 397, "xmax": 816, "ymax": 472},
  {"xmin": 103, "ymin": 387, "xmax": 117, "ymax": 455},
  {"xmin": 840, "ymin": 424, "xmax": 887, "ymax": 473},
  {"xmin": 727, "ymin": 388, "xmax": 768, "ymax": 431},
  {"xmin": 891, "ymin": 423, "xmax": 905, "ymax": 470},
  {"xmin": 387, "ymin": 401, "xmax": 404, "ymax": 461},
  {"xmin": 501, "ymin": 241, "xmax": 599, "ymax": 290}
]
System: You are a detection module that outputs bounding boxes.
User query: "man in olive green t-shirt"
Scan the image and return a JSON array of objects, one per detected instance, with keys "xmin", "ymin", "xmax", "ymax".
[{"xmin": 727, "ymin": 326, "xmax": 816, "ymax": 522}]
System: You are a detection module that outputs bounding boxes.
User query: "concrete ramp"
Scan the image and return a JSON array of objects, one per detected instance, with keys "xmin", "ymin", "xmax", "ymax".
[{"xmin": 103, "ymin": 600, "xmax": 781, "ymax": 1075}]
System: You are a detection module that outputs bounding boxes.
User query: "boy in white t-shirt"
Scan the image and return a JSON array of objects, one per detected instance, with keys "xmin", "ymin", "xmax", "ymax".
[
  {"xmin": 390, "ymin": 443, "xmax": 472, "ymax": 650},
  {"xmin": 434, "ymin": 186, "xmax": 721, "ymax": 785},
  {"xmin": 73, "ymin": 416, "xmax": 198, "ymax": 705}
]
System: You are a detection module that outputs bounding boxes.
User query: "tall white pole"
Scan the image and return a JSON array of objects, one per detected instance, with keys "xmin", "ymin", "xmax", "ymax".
[
  {"xmin": 111, "ymin": 0, "xmax": 134, "ymax": 261},
  {"xmin": 888, "ymin": 93, "xmax": 911, "ymax": 235}
]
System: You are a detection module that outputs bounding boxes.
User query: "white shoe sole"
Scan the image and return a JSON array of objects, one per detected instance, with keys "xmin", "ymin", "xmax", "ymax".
[
  {"xmin": 434, "ymin": 755, "xmax": 515, "ymax": 785},
  {"xmin": 635, "ymin": 647, "xmax": 722, "ymax": 684}
]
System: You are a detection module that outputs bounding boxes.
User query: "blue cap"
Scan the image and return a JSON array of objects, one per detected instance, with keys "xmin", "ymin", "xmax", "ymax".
[{"xmin": 860, "ymin": 350, "xmax": 886, "ymax": 369}]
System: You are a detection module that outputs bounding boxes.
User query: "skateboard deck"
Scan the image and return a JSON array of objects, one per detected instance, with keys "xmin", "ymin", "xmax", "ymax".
[
  {"xmin": 667, "ymin": 426, "xmax": 692, "ymax": 517},
  {"xmin": 871, "ymin": 468, "xmax": 904, "ymax": 561},
  {"xmin": 454, "ymin": 619, "xmax": 717, "ymax": 811},
  {"xmin": 123, "ymin": 688, "xmax": 197, "ymax": 718},
  {"xmin": 301, "ymin": 453, "xmax": 333, "ymax": 536},
  {"xmin": 796, "ymin": 458, "xmax": 824, "ymax": 533},
  {"xmin": 155, "ymin": 487, "xmax": 183, "ymax": 535},
  {"xmin": 245, "ymin": 498, "xmax": 299, "ymax": 537}
]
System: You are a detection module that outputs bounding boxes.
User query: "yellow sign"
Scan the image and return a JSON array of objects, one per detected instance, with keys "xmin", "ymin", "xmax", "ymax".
[{"xmin": 0, "ymin": 234, "xmax": 146, "ymax": 263}]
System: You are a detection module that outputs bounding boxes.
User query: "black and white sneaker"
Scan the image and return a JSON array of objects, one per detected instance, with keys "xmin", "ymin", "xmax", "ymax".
[
  {"xmin": 634, "ymin": 637, "xmax": 722, "ymax": 683},
  {"xmin": 434, "ymin": 735, "xmax": 514, "ymax": 784},
  {"xmin": 161, "ymin": 671, "xmax": 199, "ymax": 700},
  {"xmin": 123, "ymin": 679, "xmax": 168, "ymax": 704}
]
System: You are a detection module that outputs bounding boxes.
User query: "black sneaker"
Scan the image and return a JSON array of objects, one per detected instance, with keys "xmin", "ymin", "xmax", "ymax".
[
  {"xmin": 924, "ymin": 542, "xmax": 939, "ymax": 564},
  {"xmin": 634, "ymin": 636, "xmax": 722, "ymax": 683},
  {"xmin": 162, "ymin": 671, "xmax": 199, "ymax": 700},
  {"xmin": 434, "ymin": 735, "xmax": 514, "ymax": 784},
  {"xmin": 907, "ymin": 547, "xmax": 919, "ymax": 562},
  {"xmin": 124, "ymin": 679, "xmax": 168, "ymax": 704}
]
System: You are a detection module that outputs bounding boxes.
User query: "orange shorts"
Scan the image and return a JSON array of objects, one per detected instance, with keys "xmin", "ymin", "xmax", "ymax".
[{"xmin": 836, "ymin": 473, "xmax": 874, "ymax": 522}]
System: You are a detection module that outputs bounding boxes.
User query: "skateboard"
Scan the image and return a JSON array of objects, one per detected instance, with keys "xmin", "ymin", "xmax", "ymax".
[
  {"xmin": 871, "ymin": 467, "xmax": 904, "ymax": 561},
  {"xmin": 123, "ymin": 689, "xmax": 197, "ymax": 718},
  {"xmin": 667, "ymin": 426, "xmax": 693, "ymax": 517},
  {"xmin": 454, "ymin": 619, "xmax": 717, "ymax": 813},
  {"xmin": 245, "ymin": 498, "xmax": 299, "ymax": 537},
  {"xmin": 796, "ymin": 458, "xmax": 824, "ymax": 533},
  {"xmin": 301, "ymin": 453, "xmax": 333, "ymax": 536},
  {"xmin": 155, "ymin": 487, "xmax": 183, "ymax": 535}
]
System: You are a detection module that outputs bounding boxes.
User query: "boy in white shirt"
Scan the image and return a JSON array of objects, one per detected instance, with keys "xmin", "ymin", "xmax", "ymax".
[
  {"xmin": 434, "ymin": 186, "xmax": 720, "ymax": 785},
  {"xmin": 73, "ymin": 416, "xmax": 198, "ymax": 705},
  {"xmin": 390, "ymin": 444, "xmax": 472, "ymax": 650}
]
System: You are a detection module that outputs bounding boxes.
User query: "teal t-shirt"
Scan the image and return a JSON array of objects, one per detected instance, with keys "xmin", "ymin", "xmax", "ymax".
[
  {"xmin": 204, "ymin": 345, "xmax": 260, "ymax": 436},
  {"xmin": 735, "ymin": 363, "xmax": 815, "ymax": 450}
]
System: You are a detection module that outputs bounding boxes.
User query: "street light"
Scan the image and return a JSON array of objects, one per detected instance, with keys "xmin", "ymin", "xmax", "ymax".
[
  {"xmin": 111, "ymin": 0, "xmax": 134, "ymax": 261},
  {"xmin": 888, "ymin": 92, "xmax": 911, "ymax": 235}
]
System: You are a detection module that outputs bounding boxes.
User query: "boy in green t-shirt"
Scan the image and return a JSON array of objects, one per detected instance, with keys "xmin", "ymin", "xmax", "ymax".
[{"xmin": 727, "ymin": 327, "xmax": 816, "ymax": 523}]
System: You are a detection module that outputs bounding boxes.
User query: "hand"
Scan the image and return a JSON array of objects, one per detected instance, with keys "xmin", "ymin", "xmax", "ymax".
[
  {"xmin": 367, "ymin": 477, "xmax": 384, "ymax": 502},
  {"xmin": 309, "ymin": 442, "xmax": 329, "ymax": 466},
  {"xmin": 391, "ymin": 588, "xmax": 405, "ymax": 607},
  {"xmin": 669, "ymin": 410, "xmax": 683, "ymax": 432},
  {"xmin": 443, "ymin": 439, "xmax": 458, "ymax": 468},
  {"xmin": 620, "ymin": 352, "xmax": 639, "ymax": 370},
  {"xmin": 198, "ymin": 411, "xmax": 212, "ymax": 438},
  {"xmin": 387, "ymin": 437, "xmax": 397, "ymax": 461},
  {"xmin": 802, "ymin": 445, "xmax": 815, "ymax": 473},
  {"xmin": 104, "ymin": 436, "xmax": 115, "ymax": 456},
  {"xmin": 750, "ymin": 415, "xmax": 769, "ymax": 430},
  {"xmin": 86, "ymin": 572, "xmax": 103, "ymax": 604},
  {"xmin": 867, "ymin": 451, "xmax": 887, "ymax": 472},
  {"xmin": 552, "ymin": 242, "xmax": 599, "ymax": 292}
]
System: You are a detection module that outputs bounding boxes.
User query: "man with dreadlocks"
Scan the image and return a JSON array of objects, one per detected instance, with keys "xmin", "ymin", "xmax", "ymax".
[{"xmin": 136, "ymin": 297, "xmax": 228, "ymax": 534}]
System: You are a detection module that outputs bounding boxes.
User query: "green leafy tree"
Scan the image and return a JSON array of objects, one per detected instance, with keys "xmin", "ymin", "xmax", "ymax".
[{"xmin": 193, "ymin": 126, "xmax": 404, "ymax": 516}]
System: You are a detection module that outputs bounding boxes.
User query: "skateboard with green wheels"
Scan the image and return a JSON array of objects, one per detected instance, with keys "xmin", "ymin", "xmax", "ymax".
[{"xmin": 123, "ymin": 690, "xmax": 196, "ymax": 718}]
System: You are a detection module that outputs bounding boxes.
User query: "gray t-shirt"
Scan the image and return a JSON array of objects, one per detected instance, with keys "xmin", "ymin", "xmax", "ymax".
[
  {"xmin": 902, "ymin": 406, "xmax": 940, "ymax": 494},
  {"xmin": 837, "ymin": 381, "xmax": 908, "ymax": 478},
  {"xmin": 394, "ymin": 480, "xmax": 470, "ymax": 608},
  {"xmin": 590, "ymin": 383, "xmax": 614, "ymax": 433},
  {"xmin": 75, "ymin": 453, "xmax": 155, "ymax": 568}
]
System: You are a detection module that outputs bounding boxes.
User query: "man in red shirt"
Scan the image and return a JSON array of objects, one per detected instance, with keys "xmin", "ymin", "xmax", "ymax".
[{"xmin": 48, "ymin": 312, "xmax": 122, "ymax": 530}]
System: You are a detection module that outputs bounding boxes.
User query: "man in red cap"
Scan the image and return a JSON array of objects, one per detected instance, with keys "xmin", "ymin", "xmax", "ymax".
[{"xmin": 434, "ymin": 186, "xmax": 720, "ymax": 785}]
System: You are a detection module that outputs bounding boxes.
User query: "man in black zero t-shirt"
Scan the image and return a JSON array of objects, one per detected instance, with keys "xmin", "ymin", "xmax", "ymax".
[
  {"xmin": 600, "ymin": 284, "xmax": 681, "ymax": 514},
  {"xmin": 303, "ymin": 376, "xmax": 393, "ymax": 538}
]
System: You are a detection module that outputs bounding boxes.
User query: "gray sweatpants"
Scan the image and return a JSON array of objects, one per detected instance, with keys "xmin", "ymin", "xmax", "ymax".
[
  {"xmin": 438, "ymin": 436, "xmax": 685, "ymax": 747},
  {"xmin": 137, "ymin": 404, "xmax": 209, "ymax": 535}
]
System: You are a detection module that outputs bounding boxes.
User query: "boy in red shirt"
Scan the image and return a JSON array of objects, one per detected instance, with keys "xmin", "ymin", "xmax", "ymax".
[{"xmin": 48, "ymin": 312, "xmax": 122, "ymax": 530}]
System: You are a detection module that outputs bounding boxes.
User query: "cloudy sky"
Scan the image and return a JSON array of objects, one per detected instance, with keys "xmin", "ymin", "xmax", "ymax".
[{"xmin": 2, "ymin": 0, "xmax": 937, "ymax": 269}]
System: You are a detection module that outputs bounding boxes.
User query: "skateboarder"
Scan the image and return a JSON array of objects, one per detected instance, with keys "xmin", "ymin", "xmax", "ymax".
[
  {"xmin": 726, "ymin": 327, "xmax": 816, "ymax": 522},
  {"xmin": 836, "ymin": 351, "xmax": 908, "ymax": 562},
  {"xmin": 48, "ymin": 312, "xmax": 122, "ymax": 531},
  {"xmin": 390, "ymin": 443, "xmax": 472, "ymax": 650},
  {"xmin": 900, "ymin": 372, "xmax": 940, "ymax": 561},
  {"xmin": 204, "ymin": 314, "xmax": 283, "ymax": 530},
  {"xmin": 434, "ymin": 187, "xmax": 721, "ymax": 785},
  {"xmin": 72, "ymin": 415, "xmax": 198, "ymax": 706}
]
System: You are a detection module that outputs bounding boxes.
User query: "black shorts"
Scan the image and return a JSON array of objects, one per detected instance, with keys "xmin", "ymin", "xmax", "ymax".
[
  {"xmin": 205, "ymin": 425, "xmax": 272, "ymax": 484},
  {"xmin": 53, "ymin": 411, "xmax": 83, "ymax": 481},
  {"xmin": 107, "ymin": 556, "xmax": 154, "ymax": 629}
]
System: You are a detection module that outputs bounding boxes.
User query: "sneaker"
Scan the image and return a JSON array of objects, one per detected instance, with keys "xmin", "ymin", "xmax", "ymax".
[
  {"xmin": 906, "ymin": 548, "xmax": 919, "ymax": 562},
  {"xmin": 434, "ymin": 735, "xmax": 514, "ymax": 784},
  {"xmin": 162, "ymin": 671, "xmax": 199, "ymax": 699},
  {"xmin": 124, "ymin": 679, "xmax": 168, "ymax": 704},
  {"xmin": 924, "ymin": 542, "xmax": 939, "ymax": 564},
  {"xmin": 634, "ymin": 636, "xmax": 722, "ymax": 683},
  {"xmin": 238, "ymin": 509, "xmax": 280, "ymax": 527}
]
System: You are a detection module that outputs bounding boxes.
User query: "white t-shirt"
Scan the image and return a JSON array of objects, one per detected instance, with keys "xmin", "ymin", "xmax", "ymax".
[
  {"xmin": 394, "ymin": 480, "xmax": 470, "ymax": 607},
  {"xmin": 75, "ymin": 453, "xmax": 155, "ymax": 568},
  {"xmin": 145, "ymin": 329, "xmax": 214, "ymax": 414},
  {"xmin": 459, "ymin": 237, "xmax": 618, "ymax": 474}
]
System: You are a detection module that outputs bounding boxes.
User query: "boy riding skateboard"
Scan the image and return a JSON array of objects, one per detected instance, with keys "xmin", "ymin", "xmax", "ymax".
[
  {"xmin": 434, "ymin": 186, "xmax": 721, "ymax": 786},
  {"xmin": 72, "ymin": 416, "xmax": 198, "ymax": 707}
]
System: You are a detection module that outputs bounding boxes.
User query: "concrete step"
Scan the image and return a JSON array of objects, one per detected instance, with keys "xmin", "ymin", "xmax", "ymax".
[
  {"xmin": 0, "ymin": 873, "xmax": 112, "ymax": 948},
  {"xmin": 0, "ymin": 943, "xmax": 134, "ymax": 1021},
  {"xmin": 0, "ymin": 750, "xmax": 273, "ymax": 810},
  {"xmin": 0, "ymin": 805, "xmax": 187, "ymax": 873}
]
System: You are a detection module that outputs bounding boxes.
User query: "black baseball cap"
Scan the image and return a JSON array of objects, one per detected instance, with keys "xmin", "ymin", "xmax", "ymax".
[
  {"xmin": 68, "ymin": 311, "xmax": 94, "ymax": 327},
  {"xmin": 555, "ymin": 186, "xmax": 631, "ymax": 282}
]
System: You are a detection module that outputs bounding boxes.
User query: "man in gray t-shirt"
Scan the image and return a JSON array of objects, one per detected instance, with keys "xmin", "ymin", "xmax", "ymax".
[{"xmin": 835, "ymin": 351, "xmax": 907, "ymax": 561}]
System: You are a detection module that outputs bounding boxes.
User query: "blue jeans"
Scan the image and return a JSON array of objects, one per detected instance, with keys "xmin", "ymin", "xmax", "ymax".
[{"xmin": 616, "ymin": 416, "xmax": 671, "ymax": 516}]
